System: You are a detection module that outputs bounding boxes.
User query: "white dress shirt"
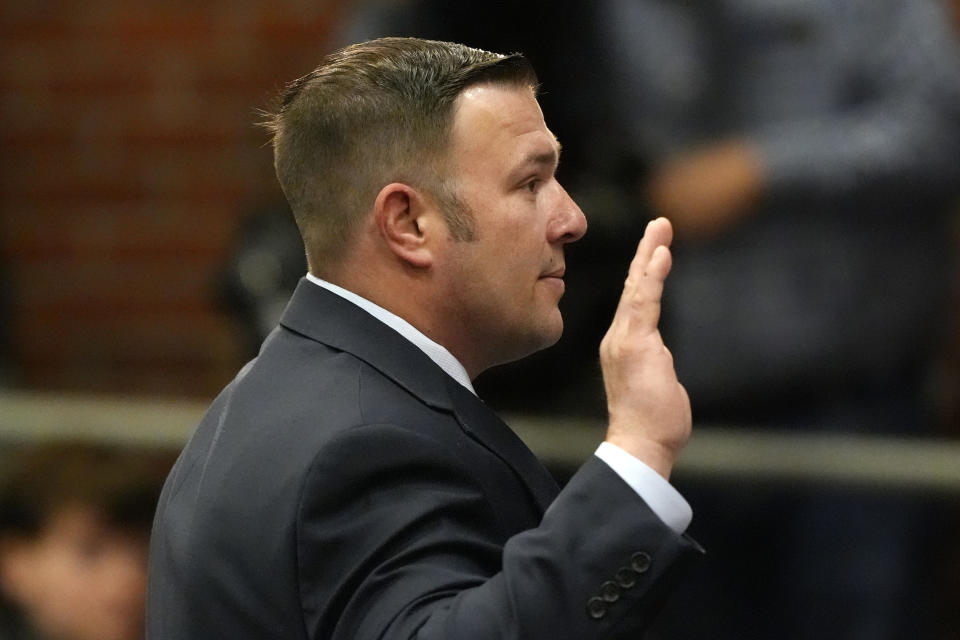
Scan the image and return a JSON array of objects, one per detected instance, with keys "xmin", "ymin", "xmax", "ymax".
[{"xmin": 305, "ymin": 273, "xmax": 692, "ymax": 534}]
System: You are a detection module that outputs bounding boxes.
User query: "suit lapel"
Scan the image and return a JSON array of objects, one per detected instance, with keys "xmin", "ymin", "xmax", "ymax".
[
  {"xmin": 279, "ymin": 278, "xmax": 560, "ymax": 514},
  {"xmin": 444, "ymin": 376, "xmax": 560, "ymax": 514},
  {"xmin": 280, "ymin": 279, "xmax": 454, "ymax": 411}
]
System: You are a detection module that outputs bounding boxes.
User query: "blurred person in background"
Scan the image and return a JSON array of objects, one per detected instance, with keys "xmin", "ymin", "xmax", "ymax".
[
  {"xmin": 600, "ymin": 0, "xmax": 960, "ymax": 430},
  {"xmin": 0, "ymin": 441, "xmax": 175, "ymax": 640},
  {"xmin": 597, "ymin": 0, "xmax": 960, "ymax": 638}
]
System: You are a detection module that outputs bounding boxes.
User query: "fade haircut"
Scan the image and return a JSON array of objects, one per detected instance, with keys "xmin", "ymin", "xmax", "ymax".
[{"xmin": 261, "ymin": 37, "xmax": 538, "ymax": 273}]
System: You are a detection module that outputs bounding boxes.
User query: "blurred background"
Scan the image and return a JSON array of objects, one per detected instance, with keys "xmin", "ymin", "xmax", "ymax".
[{"xmin": 1, "ymin": 1, "xmax": 959, "ymax": 639}]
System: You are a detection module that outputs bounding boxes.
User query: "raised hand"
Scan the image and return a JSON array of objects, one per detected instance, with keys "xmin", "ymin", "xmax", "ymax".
[{"xmin": 600, "ymin": 218, "xmax": 692, "ymax": 479}]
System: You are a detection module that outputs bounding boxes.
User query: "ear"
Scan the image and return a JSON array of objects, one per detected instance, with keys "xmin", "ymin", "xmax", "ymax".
[{"xmin": 373, "ymin": 183, "xmax": 443, "ymax": 269}]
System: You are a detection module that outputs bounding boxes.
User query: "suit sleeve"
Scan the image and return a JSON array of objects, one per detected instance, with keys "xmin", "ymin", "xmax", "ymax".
[{"xmin": 295, "ymin": 423, "xmax": 702, "ymax": 640}]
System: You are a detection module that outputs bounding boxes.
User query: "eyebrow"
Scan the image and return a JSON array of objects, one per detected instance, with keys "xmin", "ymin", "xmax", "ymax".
[{"xmin": 517, "ymin": 139, "xmax": 563, "ymax": 175}]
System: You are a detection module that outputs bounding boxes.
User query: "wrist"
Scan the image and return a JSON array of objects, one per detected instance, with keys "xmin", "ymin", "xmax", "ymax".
[{"xmin": 603, "ymin": 435, "xmax": 677, "ymax": 481}]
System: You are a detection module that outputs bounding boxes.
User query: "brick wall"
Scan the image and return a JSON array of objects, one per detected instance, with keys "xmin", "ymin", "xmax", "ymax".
[{"xmin": 0, "ymin": 0, "xmax": 347, "ymax": 397}]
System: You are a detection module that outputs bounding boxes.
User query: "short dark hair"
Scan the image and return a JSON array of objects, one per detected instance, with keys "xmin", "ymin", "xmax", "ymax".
[
  {"xmin": 261, "ymin": 37, "xmax": 538, "ymax": 273},
  {"xmin": 0, "ymin": 440, "xmax": 175, "ymax": 538}
]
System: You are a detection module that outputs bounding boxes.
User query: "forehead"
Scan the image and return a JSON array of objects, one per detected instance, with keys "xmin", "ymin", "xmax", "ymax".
[{"xmin": 449, "ymin": 83, "xmax": 559, "ymax": 171}]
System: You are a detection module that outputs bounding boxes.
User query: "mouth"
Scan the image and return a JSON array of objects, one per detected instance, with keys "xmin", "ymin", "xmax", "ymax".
[
  {"xmin": 540, "ymin": 267, "xmax": 565, "ymax": 279},
  {"xmin": 538, "ymin": 267, "xmax": 566, "ymax": 296}
]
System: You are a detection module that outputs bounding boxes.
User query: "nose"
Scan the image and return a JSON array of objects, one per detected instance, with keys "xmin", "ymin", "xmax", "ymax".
[{"xmin": 547, "ymin": 183, "xmax": 587, "ymax": 245}]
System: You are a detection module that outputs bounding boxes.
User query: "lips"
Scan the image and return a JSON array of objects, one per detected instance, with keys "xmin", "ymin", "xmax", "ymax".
[{"xmin": 538, "ymin": 267, "xmax": 566, "ymax": 296}]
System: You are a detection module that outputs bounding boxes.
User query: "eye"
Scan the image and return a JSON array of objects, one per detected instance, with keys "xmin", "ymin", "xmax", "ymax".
[{"xmin": 524, "ymin": 179, "xmax": 540, "ymax": 194}]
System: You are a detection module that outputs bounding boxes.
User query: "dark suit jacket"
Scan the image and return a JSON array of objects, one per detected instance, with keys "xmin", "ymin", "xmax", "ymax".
[{"xmin": 147, "ymin": 279, "xmax": 702, "ymax": 639}]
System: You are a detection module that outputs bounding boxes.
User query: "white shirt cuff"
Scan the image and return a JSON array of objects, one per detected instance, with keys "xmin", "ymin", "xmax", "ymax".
[{"xmin": 594, "ymin": 441, "xmax": 693, "ymax": 535}]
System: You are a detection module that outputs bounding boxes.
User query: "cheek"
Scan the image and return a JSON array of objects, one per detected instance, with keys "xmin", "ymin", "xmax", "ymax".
[
  {"xmin": 44, "ymin": 550, "xmax": 102, "ymax": 609},
  {"xmin": 54, "ymin": 552, "xmax": 147, "ymax": 640},
  {"xmin": 489, "ymin": 225, "xmax": 545, "ymax": 272},
  {"xmin": 10, "ymin": 550, "xmax": 93, "ymax": 637},
  {"xmin": 26, "ymin": 545, "xmax": 81, "ymax": 600}
]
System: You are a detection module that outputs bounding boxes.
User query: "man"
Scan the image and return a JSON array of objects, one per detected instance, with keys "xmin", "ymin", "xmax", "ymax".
[{"xmin": 147, "ymin": 37, "xmax": 701, "ymax": 639}]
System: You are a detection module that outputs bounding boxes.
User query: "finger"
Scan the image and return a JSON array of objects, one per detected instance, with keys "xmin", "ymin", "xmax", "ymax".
[
  {"xmin": 630, "ymin": 245, "xmax": 672, "ymax": 324},
  {"xmin": 608, "ymin": 245, "xmax": 673, "ymax": 341},
  {"xmin": 621, "ymin": 218, "xmax": 673, "ymax": 309},
  {"xmin": 626, "ymin": 218, "xmax": 673, "ymax": 289},
  {"xmin": 646, "ymin": 243, "xmax": 673, "ymax": 284}
]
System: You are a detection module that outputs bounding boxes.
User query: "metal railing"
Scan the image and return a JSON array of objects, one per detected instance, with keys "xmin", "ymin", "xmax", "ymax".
[{"xmin": 3, "ymin": 390, "xmax": 960, "ymax": 494}]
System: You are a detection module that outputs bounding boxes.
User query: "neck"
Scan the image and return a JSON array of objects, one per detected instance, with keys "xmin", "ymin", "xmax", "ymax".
[{"xmin": 323, "ymin": 262, "xmax": 485, "ymax": 376}]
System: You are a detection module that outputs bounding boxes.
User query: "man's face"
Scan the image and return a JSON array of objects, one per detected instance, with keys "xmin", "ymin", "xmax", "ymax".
[
  {"xmin": 0, "ymin": 505, "xmax": 148, "ymax": 640},
  {"xmin": 433, "ymin": 83, "xmax": 587, "ymax": 375}
]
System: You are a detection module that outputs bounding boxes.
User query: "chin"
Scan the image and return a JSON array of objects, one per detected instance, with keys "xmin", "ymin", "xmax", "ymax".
[
  {"xmin": 529, "ymin": 313, "xmax": 565, "ymax": 352},
  {"xmin": 487, "ymin": 308, "xmax": 565, "ymax": 367}
]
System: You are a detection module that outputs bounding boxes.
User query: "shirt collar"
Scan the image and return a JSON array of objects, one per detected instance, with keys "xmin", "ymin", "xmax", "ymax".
[{"xmin": 304, "ymin": 273, "xmax": 476, "ymax": 395}]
